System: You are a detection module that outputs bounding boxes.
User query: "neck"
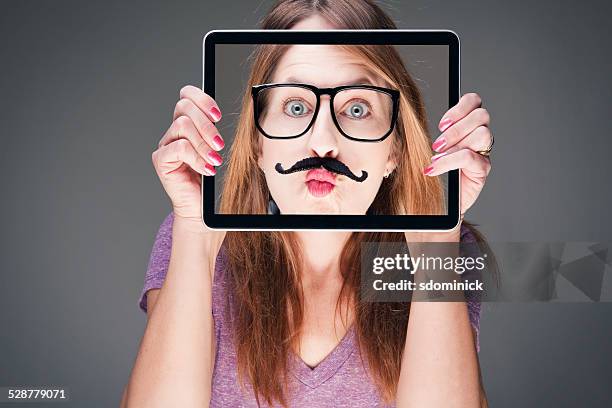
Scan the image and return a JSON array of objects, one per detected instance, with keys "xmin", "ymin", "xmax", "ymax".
[{"xmin": 294, "ymin": 230, "xmax": 352, "ymax": 279}]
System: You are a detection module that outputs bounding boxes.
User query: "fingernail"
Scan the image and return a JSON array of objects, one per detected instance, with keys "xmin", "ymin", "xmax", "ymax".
[
  {"xmin": 423, "ymin": 165, "xmax": 434, "ymax": 175},
  {"xmin": 204, "ymin": 163, "xmax": 216, "ymax": 175},
  {"xmin": 210, "ymin": 107, "xmax": 222, "ymax": 122},
  {"xmin": 432, "ymin": 136, "xmax": 447, "ymax": 152},
  {"xmin": 439, "ymin": 117, "xmax": 453, "ymax": 132},
  {"xmin": 212, "ymin": 135, "xmax": 225, "ymax": 150},
  {"xmin": 207, "ymin": 150, "xmax": 223, "ymax": 166},
  {"xmin": 431, "ymin": 152, "xmax": 448, "ymax": 162}
]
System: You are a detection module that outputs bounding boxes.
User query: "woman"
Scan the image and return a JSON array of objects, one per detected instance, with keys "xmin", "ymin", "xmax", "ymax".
[{"xmin": 123, "ymin": 1, "xmax": 493, "ymax": 407}]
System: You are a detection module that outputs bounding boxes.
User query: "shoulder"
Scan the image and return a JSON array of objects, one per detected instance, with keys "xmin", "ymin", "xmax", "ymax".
[
  {"xmin": 147, "ymin": 212, "xmax": 175, "ymax": 276},
  {"xmin": 460, "ymin": 223, "xmax": 477, "ymax": 243},
  {"xmin": 459, "ymin": 223, "xmax": 483, "ymax": 351},
  {"xmin": 139, "ymin": 212, "xmax": 175, "ymax": 312},
  {"xmin": 139, "ymin": 212, "xmax": 231, "ymax": 318},
  {"xmin": 212, "ymin": 245, "xmax": 231, "ymax": 324}
]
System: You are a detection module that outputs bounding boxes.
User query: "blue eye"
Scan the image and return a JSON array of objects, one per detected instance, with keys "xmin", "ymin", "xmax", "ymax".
[
  {"xmin": 284, "ymin": 100, "xmax": 310, "ymax": 117},
  {"xmin": 344, "ymin": 101, "xmax": 370, "ymax": 119}
]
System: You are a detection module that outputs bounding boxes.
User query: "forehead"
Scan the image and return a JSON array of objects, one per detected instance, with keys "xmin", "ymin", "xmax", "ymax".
[{"xmin": 271, "ymin": 45, "xmax": 385, "ymax": 88}]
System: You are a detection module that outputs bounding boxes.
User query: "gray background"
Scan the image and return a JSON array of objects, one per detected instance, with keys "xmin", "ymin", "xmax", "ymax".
[
  {"xmin": 213, "ymin": 44, "xmax": 449, "ymax": 212},
  {"xmin": 0, "ymin": 0, "xmax": 610, "ymax": 406}
]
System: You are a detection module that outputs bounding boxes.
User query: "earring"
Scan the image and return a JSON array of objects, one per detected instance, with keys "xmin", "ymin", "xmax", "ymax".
[{"xmin": 267, "ymin": 196, "xmax": 280, "ymax": 215}]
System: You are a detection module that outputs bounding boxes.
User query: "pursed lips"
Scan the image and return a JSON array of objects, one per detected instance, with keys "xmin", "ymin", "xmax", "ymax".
[
  {"xmin": 305, "ymin": 168, "xmax": 337, "ymax": 184},
  {"xmin": 305, "ymin": 168, "xmax": 336, "ymax": 198}
]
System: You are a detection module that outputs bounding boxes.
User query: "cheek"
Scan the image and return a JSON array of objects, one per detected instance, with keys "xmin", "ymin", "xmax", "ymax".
[
  {"xmin": 260, "ymin": 138, "xmax": 304, "ymax": 169},
  {"xmin": 259, "ymin": 138, "xmax": 308, "ymax": 196},
  {"xmin": 339, "ymin": 140, "xmax": 394, "ymax": 208},
  {"xmin": 341, "ymin": 138, "xmax": 394, "ymax": 175}
]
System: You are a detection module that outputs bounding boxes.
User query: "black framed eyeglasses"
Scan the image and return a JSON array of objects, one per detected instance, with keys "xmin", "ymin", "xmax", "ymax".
[{"xmin": 252, "ymin": 83, "xmax": 400, "ymax": 142}]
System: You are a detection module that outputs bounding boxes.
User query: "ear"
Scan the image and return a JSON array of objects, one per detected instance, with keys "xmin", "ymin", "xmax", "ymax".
[{"xmin": 385, "ymin": 149, "xmax": 398, "ymax": 176}]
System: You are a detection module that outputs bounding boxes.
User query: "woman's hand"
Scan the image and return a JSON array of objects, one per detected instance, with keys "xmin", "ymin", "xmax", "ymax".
[
  {"xmin": 404, "ymin": 93, "xmax": 492, "ymax": 243},
  {"xmin": 424, "ymin": 92, "xmax": 493, "ymax": 220},
  {"xmin": 152, "ymin": 85, "xmax": 225, "ymax": 224}
]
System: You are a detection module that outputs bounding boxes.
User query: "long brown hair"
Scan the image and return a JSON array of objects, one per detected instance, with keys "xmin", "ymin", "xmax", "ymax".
[{"xmin": 218, "ymin": 0, "xmax": 489, "ymax": 405}]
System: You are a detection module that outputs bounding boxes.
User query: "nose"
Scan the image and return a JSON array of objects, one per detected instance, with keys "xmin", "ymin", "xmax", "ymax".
[{"xmin": 306, "ymin": 97, "xmax": 340, "ymax": 158}]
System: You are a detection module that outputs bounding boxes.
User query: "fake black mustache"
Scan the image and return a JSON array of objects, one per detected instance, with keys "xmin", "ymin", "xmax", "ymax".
[{"xmin": 275, "ymin": 157, "xmax": 368, "ymax": 182}]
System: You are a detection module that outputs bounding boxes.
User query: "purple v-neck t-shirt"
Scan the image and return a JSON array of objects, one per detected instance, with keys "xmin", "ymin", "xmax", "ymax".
[{"xmin": 139, "ymin": 212, "xmax": 481, "ymax": 407}]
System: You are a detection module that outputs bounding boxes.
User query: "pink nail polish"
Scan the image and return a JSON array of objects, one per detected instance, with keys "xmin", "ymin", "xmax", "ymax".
[
  {"xmin": 212, "ymin": 135, "xmax": 225, "ymax": 150},
  {"xmin": 439, "ymin": 117, "xmax": 453, "ymax": 132},
  {"xmin": 432, "ymin": 137, "xmax": 447, "ymax": 152},
  {"xmin": 204, "ymin": 163, "xmax": 216, "ymax": 175},
  {"xmin": 431, "ymin": 152, "xmax": 448, "ymax": 162},
  {"xmin": 423, "ymin": 165, "xmax": 434, "ymax": 175},
  {"xmin": 210, "ymin": 106, "xmax": 222, "ymax": 122},
  {"xmin": 207, "ymin": 150, "xmax": 222, "ymax": 165}
]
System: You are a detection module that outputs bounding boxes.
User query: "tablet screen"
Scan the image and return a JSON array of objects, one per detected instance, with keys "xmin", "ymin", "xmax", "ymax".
[{"xmin": 203, "ymin": 31, "xmax": 459, "ymax": 230}]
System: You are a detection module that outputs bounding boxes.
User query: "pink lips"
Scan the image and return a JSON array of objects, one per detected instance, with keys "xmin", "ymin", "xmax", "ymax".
[{"xmin": 305, "ymin": 168, "xmax": 336, "ymax": 197}]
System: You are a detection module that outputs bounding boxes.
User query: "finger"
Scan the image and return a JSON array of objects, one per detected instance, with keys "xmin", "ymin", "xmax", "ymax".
[
  {"xmin": 179, "ymin": 85, "xmax": 222, "ymax": 123},
  {"xmin": 158, "ymin": 115, "xmax": 223, "ymax": 166},
  {"xmin": 432, "ymin": 108, "xmax": 490, "ymax": 152},
  {"xmin": 173, "ymin": 98, "xmax": 225, "ymax": 151},
  {"xmin": 153, "ymin": 139, "xmax": 216, "ymax": 176},
  {"xmin": 436, "ymin": 125, "xmax": 492, "ymax": 156},
  {"xmin": 424, "ymin": 148, "xmax": 491, "ymax": 178},
  {"xmin": 437, "ymin": 93, "xmax": 483, "ymax": 133}
]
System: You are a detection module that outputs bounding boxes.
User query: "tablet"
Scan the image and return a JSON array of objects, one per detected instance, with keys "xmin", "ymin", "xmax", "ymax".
[{"xmin": 202, "ymin": 29, "xmax": 460, "ymax": 231}]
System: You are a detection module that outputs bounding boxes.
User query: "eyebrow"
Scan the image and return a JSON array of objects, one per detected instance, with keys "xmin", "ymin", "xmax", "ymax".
[{"xmin": 283, "ymin": 76, "xmax": 377, "ymax": 87}]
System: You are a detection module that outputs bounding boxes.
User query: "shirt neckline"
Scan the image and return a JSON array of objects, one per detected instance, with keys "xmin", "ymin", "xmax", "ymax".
[{"xmin": 288, "ymin": 325, "xmax": 356, "ymax": 389}]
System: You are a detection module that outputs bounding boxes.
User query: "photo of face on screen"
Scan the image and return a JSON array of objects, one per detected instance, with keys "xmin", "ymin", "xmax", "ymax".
[{"xmin": 212, "ymin": 42, "xmax": 450, "ymax": 217}]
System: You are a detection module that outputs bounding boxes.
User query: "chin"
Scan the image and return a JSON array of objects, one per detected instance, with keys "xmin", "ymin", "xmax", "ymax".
[
  {"xmin": 289, "ymin": 202, "xmax": 341, "ymax": 215},
  {"xmin": 273, "ymin": 186, "xmax": 372, "ymax": 215}
]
